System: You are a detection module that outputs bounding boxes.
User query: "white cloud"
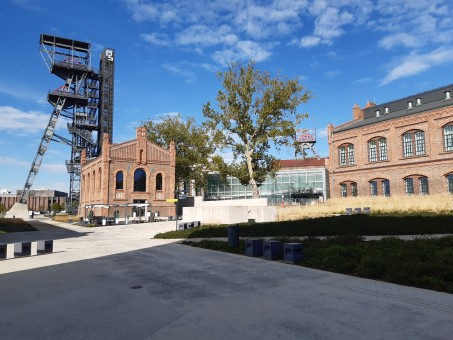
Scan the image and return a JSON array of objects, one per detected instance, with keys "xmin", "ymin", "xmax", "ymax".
[
  {"xmin": 381, "ymin": 47, "xmax": 453, "ymax": 85},
  {"xmin": 234, "ymin": 3, "xmax": 305, "ymax": 39},
  {"xmin": 176, "ymin": 25, "xmax": 238, "ymax": 48},
  {"xmin": 212, "ymin": 41, "xmax": 271, "ymax": 66},
  {"xmin": 162, "ymin": 63, "xmax": 197, "ymax": 82},
  {"xmin": 41, "ymin": 163, "xmax": 67, "ymax": 174},
  {"xmin": 0, "ymin": 106, "xmax": 51, "ymax": 134},
  {"xmin": 295, "ymin": 0, "xmax": 371, "ymax": 48},
  {"xmin": 375, "ymin": 0, "xmax": 453, "ymax": 49},
  {"xmin": 123, "ymin": 0, "xmax": 159, "ymax": 22},
  {"xmin": 0, "ymin": 156, "xmax": 29, "ymax": 167},
  {"xmin": 124, "ymin": 0, "xmax": 453, "ymax": 86},
  {"xmin": 141, "ymin": 33, "xmax": 171, "ymax": 46},
  {"xmin": 0, "ymin": 83, "xmax": 44, "ymax": 104},
  {"xmin": 378, "ymin": 32, "xmax": 418, "ymax": 49},
  {"xmin": 295, "ymin": 36, "xmax": 321, "ymax": 48}
]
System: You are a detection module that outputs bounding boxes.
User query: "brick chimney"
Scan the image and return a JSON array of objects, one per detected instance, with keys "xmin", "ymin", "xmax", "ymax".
[
  {"xmin": 81, "ymin": 148, "xmax": 87, "ymax": 165},
  {"xmin": 352, "ymin": 103, "xmax": 364, "ymax": 120}
]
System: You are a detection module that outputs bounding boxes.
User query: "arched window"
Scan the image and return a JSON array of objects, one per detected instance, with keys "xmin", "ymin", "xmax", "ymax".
[
  {"xmin": 339, "ymin": 181, "xmax": 357, "ymax": 197},
  {"xmin": 134, "ymin": 168, "xmax": 146, "ymax": 192},
  {"xmin": 369, "ymin": 178, "xmax": 390, "ymax": 197},
  {"xmin": 368, "ymin": 137, "xmax": 388, "ymax": 162},
  {"xmin": 404, "ymin": 175, "xmax": 429, "ymax": 195},
  {"xmin": 98, "ymin": 167, "xmax": 102, "ymax": 191},
  {"xmin": 156, "ymin": 173, "xmax": 163, "ymax": 191},
  {"xmin": 402, "ymin": 130, "xmax": 425, "ymax": 158},
  {"xmin": 443, "ymin": 124, "xmax": 453, "ymax": 152},
  {"xmin": 116, "ymin": 171, "xmax": 124, "ymax": 190},
  {"xmin": 338, "ymin": 144, "xmax": 355, "ymax": 167}
]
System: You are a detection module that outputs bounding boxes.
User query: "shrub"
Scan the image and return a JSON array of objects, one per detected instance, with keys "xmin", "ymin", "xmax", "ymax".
[{"xmin": 0, "ymin": 218, "xmax": 37, "ymax": 233}]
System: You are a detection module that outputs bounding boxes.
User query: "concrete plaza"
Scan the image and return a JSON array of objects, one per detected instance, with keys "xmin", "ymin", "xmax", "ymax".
[{"xmin": 1, "ymin": 217, "xmax": 452, "ymax": 339}]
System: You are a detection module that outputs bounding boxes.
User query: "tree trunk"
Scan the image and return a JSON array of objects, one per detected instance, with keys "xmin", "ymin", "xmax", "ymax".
[{"xmin": 245, "ymin": 146, "xmax": 260, "ymax": 198}]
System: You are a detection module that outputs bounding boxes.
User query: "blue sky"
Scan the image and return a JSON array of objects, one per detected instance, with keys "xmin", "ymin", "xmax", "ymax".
[{"xmin": 1, "ymin": 0, "xmax": 453, "ymax": 193}]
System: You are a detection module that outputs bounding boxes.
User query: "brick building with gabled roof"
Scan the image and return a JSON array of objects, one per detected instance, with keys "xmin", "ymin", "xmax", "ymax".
[{"xmin": 79, "ymin": 127, "xmax": 176, "ymax": 221}]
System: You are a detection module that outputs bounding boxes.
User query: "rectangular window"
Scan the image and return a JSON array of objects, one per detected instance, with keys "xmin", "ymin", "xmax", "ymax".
[
  {"xmin": 447, "ymin": 175, "xmax": 453, "ymax": 194},
  {"xmin": 444, "ymin": 125, "xmax": 453, "ymax": 152},
  {"xmin": 405, "ymin": 178, "xmax": 414, "ymax": 195},
  {"xmin": 419, "ymin": 177, "xmax": 429, "ymax": 195},
  {"xmin": 415, "ymin": 131, "xmax": 425, "ymax": 156},
  {"xmin": 368, "ymin": 140, "xmax": 377, "ymax": 162},
  {"xmin": 382, "ymin": 180, "xmax": 390, "ymax": 197},
  {"xmin": 403, "ymin": 133, "xmax": 413, "ymax": 157},
  {"xmin": 339, "ymin": 146, "xmax": 346, "ymax": 166},
  {"xmin": 351, "ymin": 183, "xmax": 357, "ymax": 197},
  {"xmin": 379, "ymin": 138, "xmax": 388, "ymax": 161},
  {"xmin": 348, "ymin": 145, "xmax": 355, "ymax": 165},
  {"xmin": 370, "ymin": 181, "xmax": 377, "ymax": 196},
  {"xmin": 340, "ymin": 183, "xmax": 347, "ymax": 197}
]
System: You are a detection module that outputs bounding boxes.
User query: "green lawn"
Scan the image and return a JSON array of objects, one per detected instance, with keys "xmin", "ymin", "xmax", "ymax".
[
  {"xmin": 155, "ymin": 212, "xmax": 453, "ymax": 239},
  {"xmin": 0, "ymin": 218, "xmax": 37, "ymax": 234}
]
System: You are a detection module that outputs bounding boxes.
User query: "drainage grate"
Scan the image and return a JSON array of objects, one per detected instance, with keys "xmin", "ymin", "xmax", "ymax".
[{"xmin": 130, "ymin": 285, "xmax": 143, "ymax": 289}]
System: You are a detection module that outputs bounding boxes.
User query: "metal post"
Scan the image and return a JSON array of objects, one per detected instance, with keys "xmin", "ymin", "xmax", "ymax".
[{"xmin": 175, "ymin": 199, "xmax": 179, "ymax": 230}]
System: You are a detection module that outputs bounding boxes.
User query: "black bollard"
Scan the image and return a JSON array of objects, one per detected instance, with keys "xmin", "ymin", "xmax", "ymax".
[{"xmin": 228, "ymin": 225, "xmax": 239, "ymax": 247}]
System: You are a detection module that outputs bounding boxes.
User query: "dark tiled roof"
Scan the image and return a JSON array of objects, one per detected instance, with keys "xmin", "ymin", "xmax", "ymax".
[
  {"xmin": 334, "ymin": 84, "xmax": 453, "ymax": 133},
  {"xmin": 279, "ymin": 158, "xmax": 326, "ymax": 168}
]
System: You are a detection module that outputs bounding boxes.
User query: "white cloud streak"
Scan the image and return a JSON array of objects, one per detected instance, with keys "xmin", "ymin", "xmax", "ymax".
[
  {"xmin": 381, "ymin": 47, "xmax": 453, "ymax": 85},
  {"xmin": 0, "ymin": 106, "xmax": 66, "ymax": 135}
]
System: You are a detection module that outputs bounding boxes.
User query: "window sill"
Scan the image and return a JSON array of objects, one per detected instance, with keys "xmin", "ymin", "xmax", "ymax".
[
  {"xmin": 399, "ymin": 154, "xmax": 429, "ymax": 161},
  {"xmin": 365, "ymin": 160, "xmax": 390, "ymax": 165}
]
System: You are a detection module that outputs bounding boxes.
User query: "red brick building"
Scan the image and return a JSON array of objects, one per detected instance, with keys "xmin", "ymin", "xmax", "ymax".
[
  {"xmin": 327, "ymin": 84, "xmax": 453, "ymax": 198},
  {"xmin": 79, "ymin": 127, "xmax": 176, "ymax": 220}
]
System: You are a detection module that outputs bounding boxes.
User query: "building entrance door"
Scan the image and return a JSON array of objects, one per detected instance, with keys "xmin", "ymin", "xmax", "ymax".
[{"xmin": 132, "ymin": 199, "xmax": 146, "ymax": 221}]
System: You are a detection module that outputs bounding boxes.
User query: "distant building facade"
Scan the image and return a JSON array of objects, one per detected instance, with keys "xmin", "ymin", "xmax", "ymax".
[
  {"xmin": 204, "ymin": 158, "xmax": 328, "ymax": 204},
  {"xmin": 327, "ymin": 84, "xmax": 453, "ymax": 198},
  {"xmin": 79, "ymin": 127, "xmax": 176, "ymax": 219},
  {"xmin": 0, "ymin": 189, "xmax": 67, "ymax": 211}
]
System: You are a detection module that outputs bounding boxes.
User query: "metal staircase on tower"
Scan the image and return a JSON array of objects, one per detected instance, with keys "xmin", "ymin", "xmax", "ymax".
[{"xmin": 19, "ymin": 34, "xmax": 115, "ymax": 212}]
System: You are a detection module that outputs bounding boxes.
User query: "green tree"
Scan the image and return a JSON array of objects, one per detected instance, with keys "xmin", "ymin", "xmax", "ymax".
[
  {"xmin": 143, "ymin": 113, "xmax": 222, "ymax": 191},
  {"xmin": 0, "ymin": 202, "xmax": 6, "ymax": 216},
  {"xmin": 203, "ymin": 61, "xmax": 312, "ymax": 198},
  {"xmin": 51, "ymin": 202, "xmax": 62, "ymax": 212}
]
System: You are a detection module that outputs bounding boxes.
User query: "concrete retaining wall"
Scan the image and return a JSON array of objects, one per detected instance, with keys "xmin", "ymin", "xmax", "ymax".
[{"xmin": 183, "ymin": 204, "xmax": 277, "ymax": 225}]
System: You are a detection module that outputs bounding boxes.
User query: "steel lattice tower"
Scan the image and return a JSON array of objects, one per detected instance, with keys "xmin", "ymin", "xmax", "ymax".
[{"xmin": 19, "ymin": 34, "xmax": 114, "ymax": 212}]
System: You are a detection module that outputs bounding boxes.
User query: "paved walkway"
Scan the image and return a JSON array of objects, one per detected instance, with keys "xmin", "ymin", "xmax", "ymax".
[{"xmin": 1, "ymin": 218, "xmax": 452, "ymax": 339}]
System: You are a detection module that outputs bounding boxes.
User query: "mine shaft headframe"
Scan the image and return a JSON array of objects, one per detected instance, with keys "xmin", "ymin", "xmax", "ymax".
[
  {"xmin": 39, "ymin": 34, "xmax": 93, "ymax": 79},
  {"xmin": 295, "ymin": 128, "xmax": 321, "ymax": 160}
]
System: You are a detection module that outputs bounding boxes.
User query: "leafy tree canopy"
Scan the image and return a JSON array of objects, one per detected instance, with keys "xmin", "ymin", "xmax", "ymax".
[
  {"xmin": 203, "ymin": 60, "xmax": 312, "ymax": 198},
  {"xmin": 143, "ymin": 113, "xmax": 222, "ymax": 190}
]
